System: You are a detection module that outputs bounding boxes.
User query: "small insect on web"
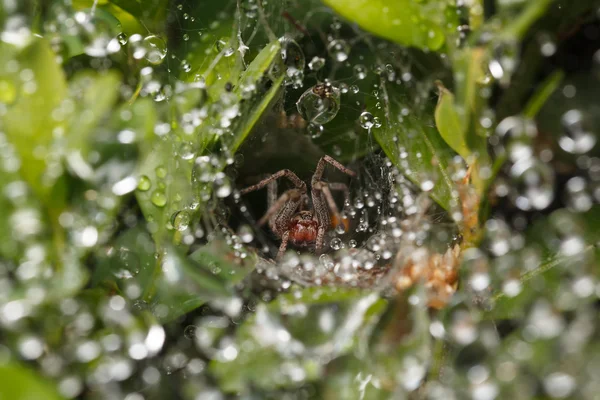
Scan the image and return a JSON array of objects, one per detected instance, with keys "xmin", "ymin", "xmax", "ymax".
[{"xmin": 240, "ymin": 155, "xmax": 356, "ymax": 259}]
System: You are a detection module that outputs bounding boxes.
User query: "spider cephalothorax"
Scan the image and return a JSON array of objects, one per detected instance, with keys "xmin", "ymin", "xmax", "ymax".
[{"xmin": 240, "ymin": 156, "xmax": 356, "ymax": 259}]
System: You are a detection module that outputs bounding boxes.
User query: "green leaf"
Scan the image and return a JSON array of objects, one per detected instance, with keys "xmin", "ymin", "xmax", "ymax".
[
  {"xmin": 65, "ymin": 71, "xmax": 121, "ymax": 179},
  {"xmin": 0, "ymin": 364, "xmax": 64, "ymax": 400},
  {"xmin": 153, "ymin": 243, "xmax": 252, "ymax": 322},
  {"xmin": 188, "ymin": 239, "xmax": 257, "ymax": 287},
  {"xmin": 320, "ymin": 355, "xmax": 392, "ymax": 399},
  {"xmin": 434, "ymin": 83, "xmax": 471, "ymax": 160},
  {"xmin": 523, "ymin": 70, "xmax": 564, "ymax": 119},
  {"xmin": 1, "ymin": 39, "xmax": 67, "ymax": 201},
  {"xmin": 135, "ymin": 136, "xmax": 195, "ymax": 245},
  {"xmin": 501, "ymin": 0, "xmax": 554, "ymax": 40},
  {"xmin": 197, "ymin": 39, "xmax": 284, "ymax": 153},
  {"xmin": 230, "ymin": 40, "xmax": 284, "ymax": 152},
  {"xmin": 372, "ymin": 79, "xmax": 459, "ymax": 211},
  {"xmin": 92, "ymin": 227, "xmax": 158, "ymax": 292},
  {"xmin": 322, "ymin": 0, "xmax": 446, "ymax": 50},
  {"xmin": 93, "ymin": 228, "xmax": 256, "ymax": 322},
  {"xmin": 108, "ymin": 0, "xmax": 168, "ymax": 31},
  {"xmin": 438, "ymin": 48, "xmax": 491, "ymax": 193}
]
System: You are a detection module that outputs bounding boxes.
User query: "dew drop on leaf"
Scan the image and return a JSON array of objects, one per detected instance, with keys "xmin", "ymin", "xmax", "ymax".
[
  {"xmin": 137, "ymin": 175, "xmax": 152, "ymax": 191},
  {"xmin": 171, "ymin": 210, "xmax": 191, "ymax": 231},
  {"xmin": 151, "ymin": 190, "xmax": 167, "ymax": 207},
  {"xmin": 155, "ymin": 166, "xmax": 167, "ymax": 179}
]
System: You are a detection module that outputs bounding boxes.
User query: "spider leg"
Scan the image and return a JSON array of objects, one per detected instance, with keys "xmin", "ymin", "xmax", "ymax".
[
  {"xmin": 258, "ymin": 188, "xmax": 303, "ymax": 227},
  {"xmin": 240, "ymin": 169, "xmax": 306, "ymax": 195},
  {"xmin": 315, "ymin": 225, "xmax": 326, "ymax": 255},
  {"xmin": 267, "ymin": 180, "xmax": 277, "ymax": 209},
  {"xmin": 311, "ymin": 155, "xmax": 356, "ymax": 186},
  {"xmin": 277, "ymin": 231, "xmax": 290, "ymax": 260},
  {"xmin": 313, "ymin": 181, "xmax": 342, "ymax": 227},
  {"xmin": 311, "ymin": 187, "xmax": 329, "ymax": 255}
]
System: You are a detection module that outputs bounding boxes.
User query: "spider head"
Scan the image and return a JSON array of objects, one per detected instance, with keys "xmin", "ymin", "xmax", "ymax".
[{"xmin": 288, "ymin": 211, "xmax": 318, "ymax": 246}]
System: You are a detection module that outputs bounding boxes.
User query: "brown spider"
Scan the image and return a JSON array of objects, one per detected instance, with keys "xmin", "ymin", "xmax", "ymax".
[{"xmin": 240, "ymin": 156, "xmax": 356, "ymax": 259}]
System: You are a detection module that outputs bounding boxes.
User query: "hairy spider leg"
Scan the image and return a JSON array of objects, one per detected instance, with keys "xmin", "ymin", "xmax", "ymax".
[
  {"xmin": 240, "ymin": 169, "xmax": 306, "ymax": 196},
  {"xmin": 258, "ymin": 188, "xmax": 303, "ymax": 229},
  {"xmin": 241, "ymin": 169, "xmax": 307, "ymax": 259},
  {"xmin": 266, "ymin": 179, "xmax": 309, "ymax": 227},
  {"xmin": 313, "ymin": 181, "xmax": 352, "ymax": 226},
  {"xmin": 311, "ymin": 156, "xmax": 357, "ymax": 253},
  {"xmin": 277, "ymin": 231, "xmax": 290, "ymax": 260}
]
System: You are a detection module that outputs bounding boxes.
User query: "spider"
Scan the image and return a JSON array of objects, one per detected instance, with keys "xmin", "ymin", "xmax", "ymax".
[{"xmin": 240, "ymin": 156, "xmax": 356, "ymax": 259}]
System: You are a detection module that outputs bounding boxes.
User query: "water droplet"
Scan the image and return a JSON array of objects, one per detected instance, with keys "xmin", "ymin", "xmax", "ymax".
[
  {"xmin": 151, "ymin": 190, "xmax": 167, "ymax": 207},
  {"xmin": 565, "ymin": 176, "xmax": 592, "ymax": 212},
  {"xmin": 296, "ymin": 82, "xmax": 341, "ymax": 124},
  {"xmin": 327, "ymin": 39, "xmax": 350, "ymax": 62},
  {"xmin": 181, "ymin": 60, "xmax": 191, "ymax": 72},
  {"xmin": 494, "ymin": 116, "xmax": 537, "ymax": 160},
  {"xmin": 279, "ymin": 37, "xmax": 305, "ymax": 86},
  {"xmin": 215, "ymin": 174, "xmax": 232, "ymax": 198},
  {"xmin": 117, "ymin": 32, "xmax": 129, "ymax": 45},
  {"xmin": 75, "ymin": 12, "xmax": 120, "ymax": 58},
  {"xmin": 143, "ymin": 35, "xmax": 167, "ymax": 65},
  {"xmin": 510, "ymin": 158, "xmax": 555, "ymax": 211},
  {"xmin": 155, "ymin": 166, "xmax": 167, "ymax": 179},
  {"xmin": 307, "ymin": 122, "xmax": 323, "ymax": 139},
  {"xmin": 137, "ymin": 175, "xmax": 152, "ymax": 191},
  {"xmin": 359, "ymin": 111, "xmax": 375, "ymax": 129},
  {"xmin": 488, "ymin": 40, "xmax": 519, "ymax": 85},
  {"xmin": 353, "ymin": 64, "xmax": 367, "ymax": 80},
  {"xmin": 238, "ymin": 225, "xmax": 254, "ymax": 243},
  {"xmin": 172, "ymin": 211, "xmax": 191, "ymax": 231},
  {"xmin": 184, "ymin": 325, "xmax": 197, "ymax": 339},
  {"xmin": 178, "ymin": 142, "xmax": 195, "ymax": 160},
  {"xmin": 330, "ymin": 237, "xmax": 342, "ymax": 250},
  {"xmin": 420, "ymin": 180, "xmax": 434, "ymax": 192},
  {"xmin": 469, "ymin": 272, "xmax": 490, "ymax": 291},
  {"xmin": 333, "ymin": 256, "xmax": 355, "ymax": 281},
  {"xmin": 559, "ymin": 109, "xmax": 596, "ymax": 154},
  {"xmin": 308, "ymin": 56, "xmax": 325, "ymax": 71}
]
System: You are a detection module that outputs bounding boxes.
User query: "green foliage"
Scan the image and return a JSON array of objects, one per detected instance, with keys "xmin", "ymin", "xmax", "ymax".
[
  {"xmin": 1, "ymin": 39, "xmax": 67, "ymax": 202},
  {"xmin": 1, "ymin": 0, "xmax": 599, "ymax": 398},
  {"xmin": 0, "ymin": 364, "xmax": 64, "ymax": 400},
  {"xmin": 372, "ymin": 77, "xmax": 459, "ymax": 211},
  {"xmin": 322, "ymin": 0, "xmax": 447, "ymax": 50}
]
